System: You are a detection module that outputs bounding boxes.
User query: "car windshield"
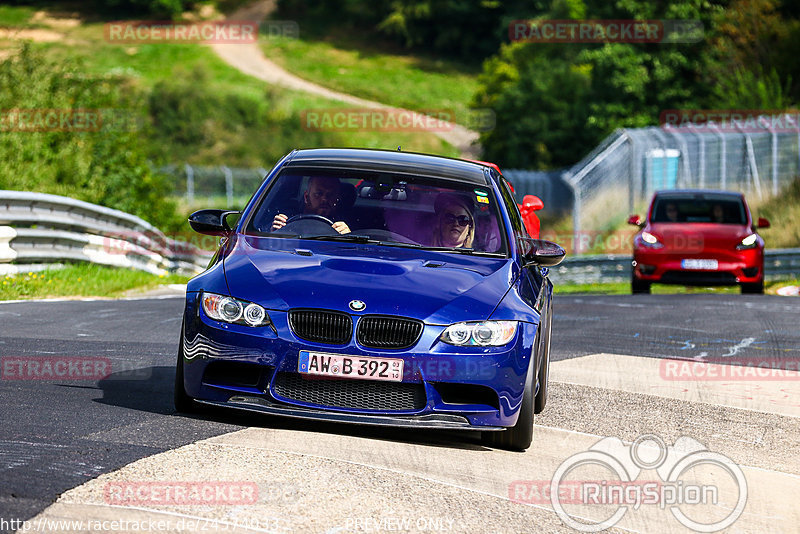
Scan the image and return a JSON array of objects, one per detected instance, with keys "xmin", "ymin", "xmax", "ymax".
[
  {"xmin": 245, "ymin": 168, "xmax": 508, "ymax": 254},
  {"xmin": 651, "ymin": 195, "xmax": 747, "ymax": 224}
]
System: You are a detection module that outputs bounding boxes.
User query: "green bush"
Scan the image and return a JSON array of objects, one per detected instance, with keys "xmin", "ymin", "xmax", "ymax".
[
  {"xmin": 96, "ymin": 0, "xmax": 194, "ymax": 18},
  {"xmin": 146, "ymin": 66, "xmax": 326, "ymax": 167},
  {"xmin": 275, "ymin": 0, "xmax": 538, "ymax": 63},
  {"xmin": 0, "ymin": 45, "xmax": 181, "ymax": 231}
]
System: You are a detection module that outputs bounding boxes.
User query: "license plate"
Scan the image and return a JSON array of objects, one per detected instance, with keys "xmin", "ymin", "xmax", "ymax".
[
  {"xmin": 681, "ymin": 259, "xmax": 718, "ymax": 270},
  {"xmin": 298, "ymin": 351, "xmax": 404, "ymax": 382}
]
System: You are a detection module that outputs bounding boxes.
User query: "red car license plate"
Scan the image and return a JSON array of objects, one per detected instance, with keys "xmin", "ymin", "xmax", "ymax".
[
  {"xmin": 298, "ymin": 351, "xmax": 404, "ymax": 382},
  {"xmin": 681, "ymin": 259, "xmax": 718, "ymax": 270}
]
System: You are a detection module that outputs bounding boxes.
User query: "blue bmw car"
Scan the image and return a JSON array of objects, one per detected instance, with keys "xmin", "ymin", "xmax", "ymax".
[{"xmin": 175, "ymin": 148, "xmax": 565, "ymax": 450}]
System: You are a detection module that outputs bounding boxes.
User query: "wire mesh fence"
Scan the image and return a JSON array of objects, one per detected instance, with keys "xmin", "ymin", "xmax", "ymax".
[
  {"xmin": 564, "ymin": 114, "xmax": 800, "ymax": 252},
  {"xmin": 159, "ymin": 164, "xmax": 268, "ymax": 209},
  {"xmin": 160, "ymin": 164, "xmax": 576, "ymax": 213},
  {"xmin": 160, "ymin": 114, "xmax": 800, "ymax": 252}
]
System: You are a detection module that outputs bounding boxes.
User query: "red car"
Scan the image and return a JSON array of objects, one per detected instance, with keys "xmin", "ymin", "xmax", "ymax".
[
  {"xmin": 628, "ymin": 190, "xmax": 770, "ymax": 294},
  {"xmin": 467, "ymin": 159, "xmax": 544, "ymax": 238}
]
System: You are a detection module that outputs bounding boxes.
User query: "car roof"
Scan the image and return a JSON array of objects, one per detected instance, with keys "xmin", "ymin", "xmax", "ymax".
[
  {"xmin": 284, "ymin": 148, "xmax": 490, "ymax": 185},
  {"xmin": 653, "ymin": 189, "xmax": 745, "ymax": 199}
]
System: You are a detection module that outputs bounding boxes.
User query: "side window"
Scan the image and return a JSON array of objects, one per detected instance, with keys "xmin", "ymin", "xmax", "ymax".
[{"xmin": 498, "ymin": 178, "xmax": 528, "ymax": 239}]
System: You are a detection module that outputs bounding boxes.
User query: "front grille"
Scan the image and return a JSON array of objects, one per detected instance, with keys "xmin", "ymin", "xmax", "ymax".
[
  {"xmin": 357, "ymin": 315, "xmax": 423, "ymax": 349},
  {"xmin": 289, "ymin": 309, "xmax": 352, "ymax": 344},
  {"xmin": 272, "ymin": 372, "xmax": 426, "ymax": 411}
]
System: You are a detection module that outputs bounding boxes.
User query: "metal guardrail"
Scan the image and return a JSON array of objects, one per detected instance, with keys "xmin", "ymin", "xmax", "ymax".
[
  {"xmin": 0, "ymin": 191, "xmax": 212, "ymax": 276},
  {"xmin": 2, "ymin": 190, "xmax": 797, "ymax": 284},
  {"xmin": 550, "ymin": 250, "xmax": 800, "ymax": 285}
]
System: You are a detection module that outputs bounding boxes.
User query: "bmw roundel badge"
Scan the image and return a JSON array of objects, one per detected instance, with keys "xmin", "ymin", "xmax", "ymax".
[{"xmin": 349, "ymin": 300, "xmax": 366, "ymax": 311}]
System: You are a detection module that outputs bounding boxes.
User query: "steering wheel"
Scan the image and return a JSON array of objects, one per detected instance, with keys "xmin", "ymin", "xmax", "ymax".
[
  {"xmin": 273, "ymin": 213, "xmax": 338, "ymax": 236},
  {"xmin": 286, "ymin": 214, "xmax": 334, "ymax": 226}
]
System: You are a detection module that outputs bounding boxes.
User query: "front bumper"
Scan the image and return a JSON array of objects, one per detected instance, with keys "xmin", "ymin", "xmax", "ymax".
[
  {"xmin": 181, "ymin": 292, "xmax": 538, "ymax": 429},
  {"xmin": 196, "ymin": 396, "xmax": 504, "ymax": 431},
  {"xmin": 633, "ymin": 247, "xmax": 763, "ymax": 285}
]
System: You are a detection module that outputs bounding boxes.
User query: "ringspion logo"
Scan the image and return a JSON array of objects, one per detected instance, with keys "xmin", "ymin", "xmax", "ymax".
[{"xmin": 541, "ymin": 434, "xmax": 747, "ymax": 532}]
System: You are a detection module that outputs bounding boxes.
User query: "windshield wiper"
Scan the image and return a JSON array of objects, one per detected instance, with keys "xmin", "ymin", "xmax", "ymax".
[
  {"xmin": 303, "ymin": 234, "xmax": 379, "ymax": 244},
  {"xmin": 418, "ymin": 246, "xmax": 477, "ymax": 254},
  {"xmin": 417, "ymin": 246, "xmax": 502, "ymax": 257}
]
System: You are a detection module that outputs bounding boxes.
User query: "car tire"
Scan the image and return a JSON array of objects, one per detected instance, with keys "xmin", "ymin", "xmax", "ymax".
[
  {"xmin": 174, "ymin": 323, "xmax": 198, "ymax": 413},
  {"xmin": 534, "ymin": 303, "xmax": 552, "ymax": 414},
  {"xmin": 482, "ymin": 331, "xmax": 537, "ymax": 451},
  {"xmin": 741, "ymin": 280, "xmax": 764, "ymax": 294},
  {"xmin": 631, "ymin": 271, "xmax": 651, "ymax": 294}
]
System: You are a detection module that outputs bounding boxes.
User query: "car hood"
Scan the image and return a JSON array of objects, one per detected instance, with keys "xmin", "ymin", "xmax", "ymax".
[
  {"xmin": 223, "ymin": 235, "xmax": 515, "ymax": 324},
  {"xmin": 647, "ymin": 223, "xmax": 753, "ymax": 250}
]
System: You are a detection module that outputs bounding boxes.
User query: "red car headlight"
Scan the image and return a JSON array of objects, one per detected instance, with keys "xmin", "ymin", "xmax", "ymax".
[
  {"xmin": 636, "ymin": 231, "xmax": 664, "ymax": 249},
  {"xmin": 736, "ymin": 233, "xmax": 758, "ymax": 250}
]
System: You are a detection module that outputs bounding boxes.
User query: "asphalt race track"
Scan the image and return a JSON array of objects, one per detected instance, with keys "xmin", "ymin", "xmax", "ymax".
[{"xmin": 1, "ymin": 294, "xmax": 799, "ymax": 533}]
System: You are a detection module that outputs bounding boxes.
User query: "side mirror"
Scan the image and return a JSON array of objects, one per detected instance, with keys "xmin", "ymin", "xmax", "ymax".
[
  {"xmin": 188, "ymin": 209, "xmax": 240, "ymax": 236},
  {"xmin": 519, "ymin": 238, "xmax": 566, "ymax": 268},
  {"xmin": 522, "ymin": 195, "xmax": 544, "ymax": 212},
  {"xmin": 756, "ymin": 217, "xmax": 770, "ymax": 229},
  {"xmin": 627, "ymin": 214, "xmax": 643, "ymax": 226}
]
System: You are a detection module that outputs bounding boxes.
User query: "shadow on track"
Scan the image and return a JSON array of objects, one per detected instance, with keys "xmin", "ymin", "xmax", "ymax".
[{"xmin": 95, "ymin": 365, "xmax": 492, "ymax": 452}]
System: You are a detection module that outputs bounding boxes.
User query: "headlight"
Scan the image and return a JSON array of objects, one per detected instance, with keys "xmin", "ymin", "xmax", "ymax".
[
  {"xmin": 201, "ymin": 292, "xmax": 270, "ymax": 327},
  {"xmin": 440, "ymin": 321, "xmax": 518, "ymax": 346},
  {"xmin": 639, "ymin": 231, "xmax": 663, "ymax": 248},
  {"xmin": 736, "ymin": 233, "xmax": 758, "ymax": 250}
]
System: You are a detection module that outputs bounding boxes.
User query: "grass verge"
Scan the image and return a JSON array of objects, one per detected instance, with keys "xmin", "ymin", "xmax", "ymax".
[
  {"xmin": 751, "ymin": 177, "xmax": 800, "ymax": 249},
  {"xmin": 259, "ymin": 35, "xmax": 480, "ymax": 128},
  {"xmin": 554, "ymin": 279, "xmax": 800, "ymax": 295},
  {"xmin": 0, "ymin": 264, "xmax": 189, "ymax": 300},
  {"xmin": 2, "ymin": 9, "xmax": 458, "ymax": 168}
]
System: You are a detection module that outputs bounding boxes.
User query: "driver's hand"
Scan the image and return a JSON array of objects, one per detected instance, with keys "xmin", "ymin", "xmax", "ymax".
[
  {"xmin": 332, "ymin": 221, "xmax": 350, "ymax": 234},
  {"xmin": 272, "ymin": 213, "xmax": 288, "ymax": 231}
]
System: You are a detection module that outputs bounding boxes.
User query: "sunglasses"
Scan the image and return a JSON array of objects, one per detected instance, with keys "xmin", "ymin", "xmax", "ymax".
[{"xmin": 443, "ymin": 212, "xmax": 472, "ymax": 227}]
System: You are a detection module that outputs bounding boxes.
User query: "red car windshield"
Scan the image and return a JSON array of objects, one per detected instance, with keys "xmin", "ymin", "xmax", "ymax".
[{"xmin": 651, "ymin": 195, "xmax": 747, "ymax": 225}]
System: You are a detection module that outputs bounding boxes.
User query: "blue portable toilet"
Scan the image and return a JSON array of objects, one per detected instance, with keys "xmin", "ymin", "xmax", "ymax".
[{"xmin": 646, "ymin": 149, "xmax": 680, "ymax": 190}]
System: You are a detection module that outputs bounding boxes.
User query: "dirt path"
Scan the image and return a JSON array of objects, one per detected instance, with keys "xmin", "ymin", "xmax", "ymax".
[{"xmin": 208, "ymin": 1, "xmax": 480, "ymax": 157}]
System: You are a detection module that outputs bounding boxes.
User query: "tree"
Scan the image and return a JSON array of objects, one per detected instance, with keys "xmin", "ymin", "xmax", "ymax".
[{"xmin": 473, "ymin": 0, "xmax": 721, "ymax": 168}]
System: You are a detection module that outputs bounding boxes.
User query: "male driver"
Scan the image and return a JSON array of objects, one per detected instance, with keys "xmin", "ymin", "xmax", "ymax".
[{"xmin": 272, "ymin": 176, "xmax": 351, "ymax": 234}]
